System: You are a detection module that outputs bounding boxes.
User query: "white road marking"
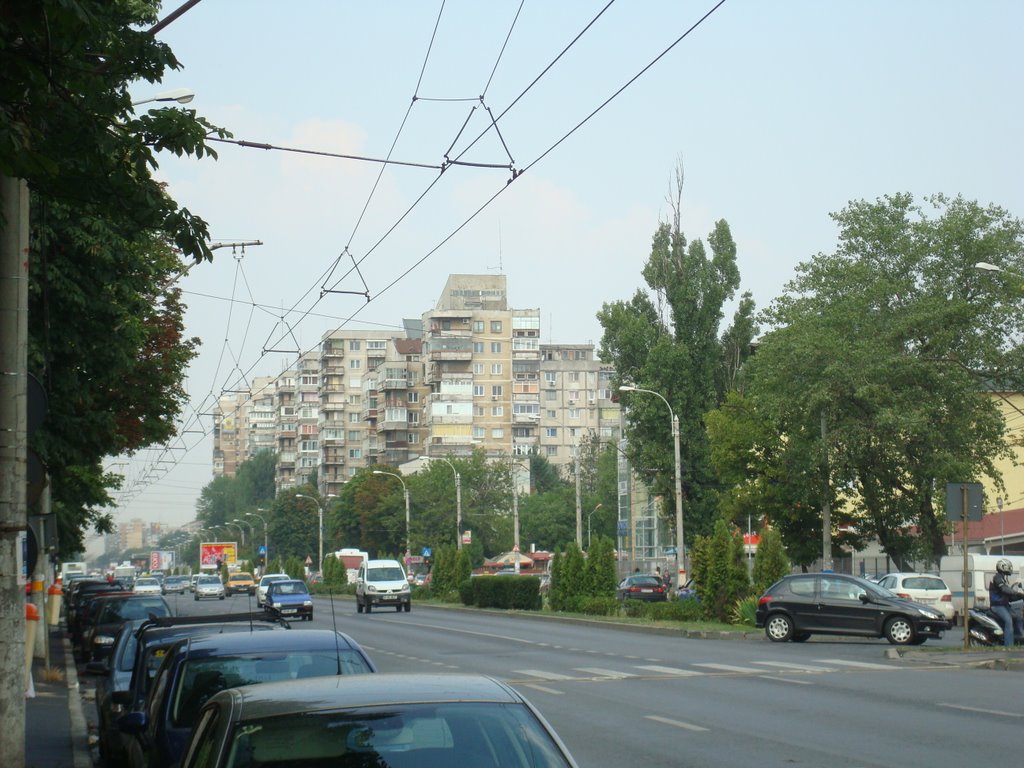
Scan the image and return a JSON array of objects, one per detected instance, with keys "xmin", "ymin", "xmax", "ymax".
[
  {"xmin": 692, "ymin": 662, "xmax": 764, "ymax": 674},
  {"xmin": 938, "ymin": 703, "xmax": 1024, "ymax": 718},
  {"xmin": 575, "ymin": 667, "xmax": 636, "ymax": 678},
  {"xmin": 521, "ymin": 683, "xmax": 565, "ymax": 695},
  {"xmin": 814, "ymin": 658, "xmax": 896, "ymax": 670},
  {"xmin": 634, "ymin": 665, "xmax": 703, "ymax": 677},
  {"xmin": 645, "ymin": 715, "xmax": 709, "ymax": 732},
  {"xmin": 752, "ymin": 661, "xmax": 836, "ymax": 672},
  {"xmin": 757, "ymin": 675, "xmax": 813, "ymax": 685},
  {"xmin": 513, "ymin": 669, "xmax": 575, "ymax": 680}
]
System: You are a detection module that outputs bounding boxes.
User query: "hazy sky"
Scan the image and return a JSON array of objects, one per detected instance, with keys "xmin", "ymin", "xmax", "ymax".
[{"xmin": 97, "ymin": 0, "xmax": 1024, "ymax": 542}]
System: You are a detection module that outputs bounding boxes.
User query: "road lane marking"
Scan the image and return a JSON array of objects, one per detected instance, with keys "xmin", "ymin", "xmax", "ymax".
[
  {"xmin": 757, "ymin": 675, "xmax": 813, "ymax": 685},
  {"xmin": 938, "ymin": 703, "xmax": 1024, "ymax": 718},
  {"xmin": 752, "ymin": 661, "xmax": 836, "ymax": 672},
  {"xmin": 575, "ymin": 667, "xmax": 636, "ymax": 678},
  {"xmin": 814, "ymin": 659, "xmax": 895, "ymax": 670},
  {"xmin": 514, "ymin": 669, "xmax": 575, "ymax": 680},
  {"xmin": 645, "ymin": 715, "xmax": 709, "ymax": 732},
  {"xmin": 693, "ymin": 663, "xmax": 764, "ymax": 674},
  {"xmin": 521, "ymin": 683, "xmax": 565, "ymax": 695},
  {"xmin": 634, "ymin": 665, "xmax": 703, "ymax": 676}
]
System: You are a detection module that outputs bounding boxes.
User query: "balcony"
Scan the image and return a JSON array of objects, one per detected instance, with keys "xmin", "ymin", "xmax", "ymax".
[
  {"xmin": 426, "ymin": 337, "xmax": 473, "ymax": 361},
  {"xmin": 380, "ymin": 377, "xmax": 409, "ymax": 390}
]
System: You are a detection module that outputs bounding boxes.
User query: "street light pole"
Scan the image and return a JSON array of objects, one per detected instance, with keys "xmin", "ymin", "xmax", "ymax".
[
  {"xmin": 246, "ymin": 511, "xmax": 269, "ymax": 571},
  {"xmin": 131, "ymin": 87, "xmax": 194, "ymax": 107},
  {"xmin": 373, "ymin": 472, "xmax": 410, "ymax": 563},
  {"xmin": 435, "ymin": 456, "xmax": 462, "ymax": 549},
  {"xmin": 619, "ymin": 385, "xmax": 685, "ymax": 586},
  {"xmin": 295, "ymin": 494, "xmax": 324, "ymax": 576},
  {"xmin": 587, "ymin": 503, "xmax": 603, "ymax": 550}
]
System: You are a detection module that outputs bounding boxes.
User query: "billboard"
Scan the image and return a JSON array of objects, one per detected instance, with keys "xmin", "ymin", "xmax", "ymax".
[
  {"xmin": 150, "ymin": 550, "xmax": 175, "ymax": 572},
  {"xmin": 199, "ymin": 541, "xmax": 237, "ymax": 570}
]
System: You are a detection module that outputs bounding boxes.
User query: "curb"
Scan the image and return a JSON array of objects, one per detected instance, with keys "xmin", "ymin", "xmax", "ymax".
[{"xmin": 61, "ymin": 633, "xmax": 93, "ymax": 768}]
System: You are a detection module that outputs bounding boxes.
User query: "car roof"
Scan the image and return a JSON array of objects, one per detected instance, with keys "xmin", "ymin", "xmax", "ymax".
[
  {"xmin": 175, "ymin": 628, "xmax": 365, "ymax": 658},
  {"xmin": 218, "ymin": 674, "xmax": 520, "ymax": 721},
  {"xmin": 259, "ymin": 573, "xmax": 290, "ymax": 582}
]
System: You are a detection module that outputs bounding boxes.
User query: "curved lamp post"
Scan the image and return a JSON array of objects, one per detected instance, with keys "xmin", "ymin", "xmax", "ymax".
[
  {"xmin": 295, "ymin": 494, "xmax": 324, "ymax": 575},
  {"xmin": 434, "ymin": 456, "xmax": 462, "ymax": 549},
  {"xmin": 246, "ymin": 511, "xmax": 270, "ymax": 571},
  {"xmin": 373, "ymin": 471, "xmax": 410, "ymax": 562},
  {"xmin": 619, "ymin": 384, "xmax": 685, "ymax": 586},
  {"xmin": 132, "ymin": 87, "xmax": 194, "ymax": 107}
]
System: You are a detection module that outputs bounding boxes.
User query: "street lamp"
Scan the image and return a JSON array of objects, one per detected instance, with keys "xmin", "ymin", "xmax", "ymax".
[
  {"xmin": 132, "ymin": 87, "xmax": 195, "ymax": 107},
  {"xmin": 587, "ymin": 503, "xmax": 603, "ymax": 550},
  {"xmin": 246, "ymin": 511, "xmax": 269, "ymax": 571},
  {"xmin": 434, "ymin": 456, "xmax": 462, "ymax": 549},
  {"xmin": 224, "ymin": 521, "xmax": 245, "ymax": 546},
  {"xmin": 619, "ymin": 384, "xmax": 685, "ymax": 586},
  {"xmin": 233, "ymin": 519, "xmax": 255, "ymax": 556},
  {"xmin": 295, "ymin": 494, "xmax": 324, "ymax": 576},
  {"xmin": 373, "ymin": 471, "xmax": 411, "ymax": 562}
]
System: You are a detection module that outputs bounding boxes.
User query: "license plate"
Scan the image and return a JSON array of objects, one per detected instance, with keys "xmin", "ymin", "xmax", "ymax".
[
  {"xmin": 381, "ymin": 595, "xmax": 397, "ymax": 600},
  {"xmin": 641, "ymin": 588, "xmax": 652, "ymax": 592},
  {"xmin": 281, "ymin": 608, "xmax": 296, "ymax": 614}
]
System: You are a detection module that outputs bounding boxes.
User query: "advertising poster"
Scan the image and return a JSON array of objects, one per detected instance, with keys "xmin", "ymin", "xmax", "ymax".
[
  {"xmin": 149, "ymin": 550, "xmax": 175, "ymax": 571},
  {"xmin": 199, "ymin": 541, "xmax": 237, "ymax": 569}
]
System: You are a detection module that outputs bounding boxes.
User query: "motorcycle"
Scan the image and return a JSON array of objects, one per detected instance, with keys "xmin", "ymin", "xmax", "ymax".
[{"xmin": 967, "ymin": 601, "xmax": 1024, "ymax": 646}]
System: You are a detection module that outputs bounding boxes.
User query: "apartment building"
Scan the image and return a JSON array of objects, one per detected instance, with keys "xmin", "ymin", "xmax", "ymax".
[
  {"xmin": 212, "ymin": 375, "xmax": 276, "ymax": 478},
  {"xmin": 365, "ymin": 337, "xmax": 429, "ymax": 468}
]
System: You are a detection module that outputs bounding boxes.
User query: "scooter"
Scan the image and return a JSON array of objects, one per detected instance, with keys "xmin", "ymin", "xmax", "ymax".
[{"xmin": 967, "ymin": 603, "xmax": 1024, "ymax": 646}]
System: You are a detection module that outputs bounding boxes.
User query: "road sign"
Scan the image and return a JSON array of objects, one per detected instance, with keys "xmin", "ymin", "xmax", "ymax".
[
  {"xmin": 421, "ymin": 547, "xmax": 432, "ymax": 558},
  {"xmin": 258, "ymin": 545, "xmax": 266, "ymax": 555},
  {"xmin": 304, "ymin": 555, "xmax": 313, "ymax": 565}
]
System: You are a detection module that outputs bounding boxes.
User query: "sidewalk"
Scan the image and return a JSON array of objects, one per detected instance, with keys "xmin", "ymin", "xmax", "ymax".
[{"xmin": 25, "ymin": 624, "xmax": 92, "ymax": 768}]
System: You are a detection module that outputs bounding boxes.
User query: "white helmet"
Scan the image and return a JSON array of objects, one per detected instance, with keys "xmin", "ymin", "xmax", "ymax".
[{"xmin": 996, "ymin": 558, "xmax": 1013, "ymax": 575}]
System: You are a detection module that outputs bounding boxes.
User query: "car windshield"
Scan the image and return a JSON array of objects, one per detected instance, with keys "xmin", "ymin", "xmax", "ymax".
[
  {"xmin": 222, "ymin": 702, "xmax": 572, "ymax": 768},
  {"xmin": 261, "ymin": 576, "xmax": 288, "ymax": 586},
  {"xmin": 198, "ymin": 576, "xmax": 221, "ymax": 585},
  {"xmin": 271, "ymin": 582, "xmax": 308, "ymax": 596},
  {"xmin": 172, "ymin": 652, "xmax": 374, "ymax": 728},
  {"xmin": 136, "ymin": 579, "xmax": 159, "ymax": 587},
  {"xmin": 230, "ymin": 575, "xmax": 251, "ymax": 582},
  {"xmin": 368, "ymin": 567, "xmax": 405, "ymax": 581},
  {"xmin": 99, "ymin": 598, "xmax": 169, "ymax": 622}
]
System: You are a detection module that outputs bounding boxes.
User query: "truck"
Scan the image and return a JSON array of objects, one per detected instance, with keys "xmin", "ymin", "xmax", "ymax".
[
  {"xmin": 939, "ymin": 553, "xmax": 1024, "ymax": 612},
  {"xmin": 333, "ymin": 548, "xmax": 369, "ymax": 583},
  {"xmin": 113, "ymin": 562, "xmax": 137, "ymax": 583},
  {"xmin": 59, "ymin": 561, "xmax": 88, "ymax": 580}
]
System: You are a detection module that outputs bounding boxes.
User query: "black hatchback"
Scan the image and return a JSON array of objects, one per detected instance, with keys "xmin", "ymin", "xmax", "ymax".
[{"xmin": 755, "ymin": 573, "xmax": 951, "ymax": 645}]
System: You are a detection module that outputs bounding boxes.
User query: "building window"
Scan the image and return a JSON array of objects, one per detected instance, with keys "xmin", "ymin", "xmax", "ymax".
[
  {"xmin": 490, "ymin": 363, "xmax": 502, "ymax": 375},
  {"xmin": 569, "ymin": 407, "xmax": 581, "ymax": 419},
  {"xmin": 491, "ymin": 406, "xmax": 504, "ymax": 416},
  {"xmin": 441, "ymin": 319, "xmax": 452, "ymax": 331},
  {"xmin": 546, "ymin": 446, "xmax": 558, "ymax": 457},
  {"xmin": 490, "ymin": 320, "xmax": 503, "ymax": 333},
  {"xmin": 348, "ymin": 448, "xmax": 362, "ymax": 458},
  {"xmin": 407, "ymin": 391, "xmax": 419, "ymax": 403},
  {"xmin": 350, "ymin": 359, "xmax": 361, "ymax": 369},
  {"xmin": 473, "ymin": 384, "xmax": 484, "ymax": 397},
  {"xmin": 408, "ymin": 433, "xmax": 419, "ymax": 443},
  {"xmin": 546, "ymin": 427, "xmax": 558, "ymax": 438},
  {"xmin": 569, "ymin": 372, "xmax": 580, "ymax": 382},
  {"xmin": 544, "ymin": 371, "xmax": 557, "ymax": 383},
  {"xmin": 367, "ymin": 340, "xmax": 386, "ymax": 350},
  {"xmin": 408, "ymin": 412, "xmax": 419, "ymax": 424},
  {"xmin": 545, "ymin": 389, "xmax": 557, "ymax": 400},
  {"xmin": 472, "ymin": 426, "xmax": 485, "ymax": 439},
  {"xmin": 348, "ymin": 394, "xmax": 361, "ymax": 405},
  {"xmin": 491, "ymin": 385, "xmax": 503, "ymax": 397},
  {"xmin": 473, "ymin": 405, "xmax": 485, "ymax": 417},
  {"xmin": 473, "ymin": 363, "xmax": 484, "ymax": 375},
  {"xmin": 349, "ymin": 340, "xmax": 361, "ymax": 351},
  {"xmin": 490, "ymin": 342, "xmax": 502, "ymax": 353},
  {"xmin": 491, "ymin": 428, "xmax": 504, "ymax": 438},
  {"xmin": 300, "ymin": 440, "xmax": 318, "ymax": 452},
  {"xmin": 349, "ymin": 412, "xmax": 361, "ymax": 422},
  {"xmin": 547, "ymin": 409, "xmax": 556, "ymax": 418},
  {"xmin": 473, "ymin": 320, "xmax": 484, "ymax": 333},
  {"xmin": 347, "ymin": 430, "xmax": 361, "ymax": 441},
  {"xmin": 349, "ymin": 378, "xmax": 362, "ymax": 388},
  {"xmin": 512, "ymin": 427, "xmax": 533, "ymax": 438}
]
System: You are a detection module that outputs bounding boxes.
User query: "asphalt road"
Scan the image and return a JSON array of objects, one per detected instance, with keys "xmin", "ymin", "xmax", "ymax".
[{"xmin": 82, "ymin": 591, "xmax": 1023, "ymax": 768}]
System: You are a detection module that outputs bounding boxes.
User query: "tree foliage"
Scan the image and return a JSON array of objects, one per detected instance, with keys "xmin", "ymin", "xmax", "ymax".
[
  {"xmin": 746, "ymin": 194, "xmax": 1024, "ymax": 567},
  {"xmin": 598, "ymin": 163, "xmax": 749, "ymax": 545},
  {"xmin": 751, "ymin": 525, "xmax": 790, "ymax": 595}
]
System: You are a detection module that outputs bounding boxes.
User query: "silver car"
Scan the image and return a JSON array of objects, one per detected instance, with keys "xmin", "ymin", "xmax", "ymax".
[{"xmin": 193, "ymin": 574, "xmax": 225, "ymax": 601}]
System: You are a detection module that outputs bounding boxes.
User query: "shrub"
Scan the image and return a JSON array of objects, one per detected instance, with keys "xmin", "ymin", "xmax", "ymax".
[
  {"xmin": 731, "ymin": 595, "xmax": 759, "ymax": 627},
  {"xmin": 752, "ymin": 525, "xmax": 790, "ymax": 595},
  {"xmin": 461, "ymin": 576, "xmax": 541, "ymax": 609},
  {"xmin": 577, "ymin": 596, "xmax": 620, "ymax": 616}
]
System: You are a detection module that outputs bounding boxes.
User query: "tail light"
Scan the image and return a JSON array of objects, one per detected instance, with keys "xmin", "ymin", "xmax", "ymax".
[
  {"xmin": 896, "ymin": 592, "xmax": 911, "ymax": 599},
  {"xmin": 940, "ymin": 594, "xmax": 952, "ymax": 602},
  {"xmin": 758, "ymin": 595, "xmax": 773, "ymax": 606}
]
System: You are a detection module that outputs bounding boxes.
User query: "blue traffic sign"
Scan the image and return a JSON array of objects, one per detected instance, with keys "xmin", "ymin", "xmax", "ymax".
[{"xmin": 258, "ymin": 545, "xmax": 267, "ymax": 555}]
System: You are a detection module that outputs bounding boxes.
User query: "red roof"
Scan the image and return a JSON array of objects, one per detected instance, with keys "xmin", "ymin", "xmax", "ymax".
[{"xmin": 946, "ymin": 506, "xmax": 1024, "ymax": 542}]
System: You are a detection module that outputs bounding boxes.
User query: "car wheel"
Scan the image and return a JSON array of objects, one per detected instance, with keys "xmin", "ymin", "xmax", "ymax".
[
  {"xmin": 885, "ymin": 616, "xmax": 915, "ymax": 645},
  {"xmin": 219, "ymin": 595, "xmax": 225, "ymax": 600},
  {"xmin": 764, "ymin": 613, "xmax": 794, "ymax": 642},
  {"xmin": 792, "ymin": 632, "xmax": 811, "ymax": 642},
  {"xmin": 356, "ymin": 599, "xmax": 363, "ymax": 614},
  {"xmin": 396, "ymin": 604, "xmax": 402, "ymax": 612},
  {"xmin": 194, "ymin": 595, "xmax": 198, "ymax": 601},
  {"xmin": 404, "ymin": 602, "xmax": 411, "ymax": 613},
  {"xmin": 365, "ymin": 601, "xmax": 372, "ymax": 614}
]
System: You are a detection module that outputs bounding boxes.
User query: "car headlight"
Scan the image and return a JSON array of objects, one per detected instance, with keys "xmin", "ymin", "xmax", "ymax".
[
  {"xmin": 399, "ymin": 585, "xmax": 410, "ymax": 594},
  {"xmin": 367, "ymin": 585, "xmax": 377, "ymax": 593},
  {"xmin": 271, "ymin": 602, "xmax": 280, "ymax": 609},
  {"xmin": 915, "ymin": 606, "xmax": 941, "ymax": 619},
  {"xmin": 94, "ymin": 635, "xmax": 115, "ymax": 646},
  {"xmin": 303, "ymin": 600, "xmax": 313, "ymax": 607}
]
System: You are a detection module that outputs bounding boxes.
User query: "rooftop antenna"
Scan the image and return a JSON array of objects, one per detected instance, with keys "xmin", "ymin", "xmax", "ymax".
[{"xmin": 487, "ymin": 221, "xmax": 503, "ymax": 272}]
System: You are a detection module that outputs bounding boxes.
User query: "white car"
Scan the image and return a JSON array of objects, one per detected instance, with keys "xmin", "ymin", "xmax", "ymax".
[
  {"xmin": 194, "ymin": 574, "xmax": 226, "ymax": 601},
  {"xmin": 256, "ymin": 573, "xmax": 291, "ymax": 607},
  {"xmin": 876, "ymin": 573, "xmax": 955, "ymax": 621},
  {"xmin": 132, "ymin": 577, "xmax": 163, "ymax": 596}
]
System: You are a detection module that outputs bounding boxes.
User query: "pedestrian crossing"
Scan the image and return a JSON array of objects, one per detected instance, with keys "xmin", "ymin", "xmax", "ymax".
[{"xmin": 511, "ymin": 657, "xmax": 901, "ymax": 684}]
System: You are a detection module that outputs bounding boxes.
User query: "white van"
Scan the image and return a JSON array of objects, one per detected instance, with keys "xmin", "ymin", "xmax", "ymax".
[
  {"xmin": 939, "ymin": 554, "xmax": 1024, "ymax": 611},
  {"xmin": 355, "ymin": 559, "xmax": 411, "ymax": 614}
]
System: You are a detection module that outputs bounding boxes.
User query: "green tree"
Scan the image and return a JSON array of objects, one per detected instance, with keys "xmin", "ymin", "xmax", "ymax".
[
  {"xmin": 752, "ymin": 526, "xmax": 790, "ymax": 595},
  {"xmin": 584, "ymin": 536, "xmax": 618, "ymax": 598},
  {"xmin": 598, "ymin": 163, "xmax": 745, "ymax": 543},
  {"xmin": 694, "ymin": 519, "xmax": 748, "ymax": 622},
  {"xmin": 748, "ymin": 194, "xmax": 1024, "ymax": 566}
]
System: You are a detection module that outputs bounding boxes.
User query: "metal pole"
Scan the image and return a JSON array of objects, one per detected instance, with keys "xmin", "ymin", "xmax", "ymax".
[
  {"xmin": 961, "ymin": 485, "xmax": 970, "ymax": 651},
  {"xmin": 247, "ymin": 511, "xmax": 269, "ymax": 571},
  {"xmin": 672, "ymin": 414, "xmax": 684, "ymax": 584},
  {"xmin": 455, "ymin": 472, "xmax": 462, "ymax": 549},
  {"xmin": 512, "ymin": 484, "xmax": 520, "ymax": 574},
  {"xmin": 404, "ymin": 487, "xmax": 410, "ymax": 563},
  {"xmin": 574, "ymin": 445, "xmax": 582, "ymax": 549},
  {"xmin": 998, "ymin": 496, "xmax": 1004, "ymax": 556}
]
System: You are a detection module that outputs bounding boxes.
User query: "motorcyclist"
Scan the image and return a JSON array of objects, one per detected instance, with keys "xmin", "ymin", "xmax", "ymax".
[{"xmin": 988, "ymin": 559, "xmax": 1023, "ymax": 647}]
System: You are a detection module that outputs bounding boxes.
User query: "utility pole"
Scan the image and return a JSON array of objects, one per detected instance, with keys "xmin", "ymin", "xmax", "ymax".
[{"xmin": 0, "ymin": 174, "xmax": 29, "ymax": 766}]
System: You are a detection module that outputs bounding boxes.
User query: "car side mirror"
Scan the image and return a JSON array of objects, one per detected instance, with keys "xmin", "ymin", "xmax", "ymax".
[
  {"xmin": 111, "ymin": 689, "xmax": 132, "ymax": 706},
  {"xmin": 117, "ymin": 710, "xmax": 148, "ymax": 734},
  {"xmin": 859, "ymin": 593, "xmax": 871, "ymax": 604}
]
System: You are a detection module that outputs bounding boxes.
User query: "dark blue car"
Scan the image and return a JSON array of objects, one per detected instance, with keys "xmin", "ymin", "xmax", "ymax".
[
  {"xmin": 263, "ymin": 578, "xmax": 314, "ymax": 621},
  {"xmin": 119, "ymin": 628, "xmax": 377, "ymax": 768}
]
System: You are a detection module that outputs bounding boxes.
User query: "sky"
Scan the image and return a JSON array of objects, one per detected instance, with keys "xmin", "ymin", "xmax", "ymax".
[{"xmin": 94, "ymin": 0, "xmax": 1024, "ymax": 547}]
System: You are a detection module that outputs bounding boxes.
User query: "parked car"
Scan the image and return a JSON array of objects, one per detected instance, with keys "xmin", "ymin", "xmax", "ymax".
[
  {"xmin": 224, "ymin": 572, "xmax": 256, "ymax": 597},
  {"xmin": 180, "ymin": 673, "xmax": 578, "ymax": 768},
  {"xmin": 84, "ymin": 619, "xmax": 145, "ymax": 765},
  {"xmin": 756, "ymin": 572, "xmax": 951, "ymax": 645},
  {"xmin": 189, "ymin": 574, "xmax": 201, "ymax": 592},
  {"xmin": 355, "ymin": 559, "xmax": 411, "ymax": 613},
  {"xmin": 132, "ymin": 577, "xmax": 163, "ymax": 596},
  {"xmin": 616, "ymin": 574, "xmax": 668, "ymax": 602},
  {"xmin": 194, "ymin": 574, "xmax": 226, "ymax": 601},
  {"xmin": 70, "ymin": 587, "xmax": 135, "ymax": 658},
  {"xmin": 82, "ymin": 593, "xmax": 172, "ymax": 663},
  {"xmin": 255, "ymin": 573, "xmax": 291, "ymax": 607},
  {"xmin": 263, "ymin": 579, "xmax": 314, "ymax": 621},
  {"xmin": 164, "ymin": 575, "xmax": 191, "ymax": 595},
  {"xmin": 66, "ymin": 581, "xmax": 129, "ymax": 645},
  {"xmin": 874, "ymin": 572, "xmax": 956, "ymax": 621},
  {"xmin": 118, "ymin": 629, "xmax": 377, "ymax": 768}
]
